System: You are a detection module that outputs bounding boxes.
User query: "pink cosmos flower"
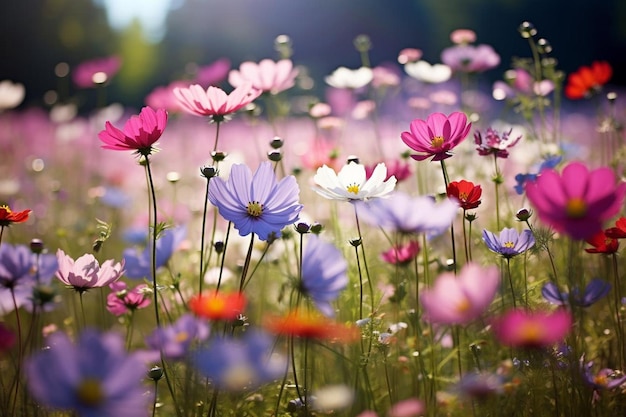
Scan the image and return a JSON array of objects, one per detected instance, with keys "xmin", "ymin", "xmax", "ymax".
[
  {"xmin": 365, "ymin": 159, "xmax": 412, "ymax": 183},
  {"xmin": 401, "ymin": 112, "xmax": 472, "ymax": 161},
  {"xmin": 173, "ymin": 82, "xmax": 261, "ymax": 121},
  {"xmin": 420, "ymin": 263, "xmax": 499, "ymax": 325},
  {"xmin": 72, "ymin": 56, "xmax": 121, "ymax": 88},
  {"xmin": 450, "ymin": 29, "xmax": 477, "ymax": 45},
  {"xmin": 193, "ymin": 58, "xmax": 231, "ymax": 87},
  {"xmin": 441, "ymin": 44, "xmax": 500, "ymax": 73},
  {"xmin": 98, "ymin": 106, "xmax": 168, "ymax": 156},
  {"xmin": 56, "ymin": 249, "xmax": 124, "ymax": 293},
  {"xmin": 491, "ymin": 308, "xmax": 572, "ymax": 348},
  {"xmin": 380, "ymin": 241, "xmax": 420, "ymax": 266},
  {"xmin": 525, "ymin": 162, "xmax": 626, "ymax": 240},
  {"xmin": 145, "ymin": 81, "xmax": 188, "ymax": 113},
  {"xmin": 228, "ymin": 59, "xmax": 299, "ymax": 94},
  {"xmin": 106, "ymin": 281, "xmax": 151, "ymax": 316}
]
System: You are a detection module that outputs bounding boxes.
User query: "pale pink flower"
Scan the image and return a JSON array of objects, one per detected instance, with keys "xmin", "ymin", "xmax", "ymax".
[
  {"xmin": 421, "ymin": 263, "xmax": 499, "ymax": 325},
  {"xmin": 173, "ymin": 82, "xmax": 261, "ymax": 121},
  {"xmin": 388, "ymin": 398, "xmax": 425, "ymax": 417},
  {"xmin": 193, "ymin": 58, "xmax": 231, "ymax": 87},
  {"xmin": 145, "ymin": 81, "xmax": 188, "ymax": 113},
  {"xmin": 397, "ymin": 48, "xmax": 422, "ymax": 65},
  {"xmin": 450, "ymin": 29, "xmax": 477, "ymax": 45},
  {"xmin": 441, "ymin": 44, "xmax": 500, "ymax": 73},
  {"xmin": 56, "ymin": 249, "xmax": 124, "ymax": 292},
  {"xmin": 0, "ymin": 80, "xmax": 25, "ymax": 110},
  {"xmin": 228, "ymin": 59, "xmax": 298, "ymax": 94}
]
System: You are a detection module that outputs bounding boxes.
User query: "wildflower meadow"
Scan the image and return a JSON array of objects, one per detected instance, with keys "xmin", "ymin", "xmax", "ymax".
[{"xmin": 3, "ymin": 20, "xmax": 626, "ymax": 417}]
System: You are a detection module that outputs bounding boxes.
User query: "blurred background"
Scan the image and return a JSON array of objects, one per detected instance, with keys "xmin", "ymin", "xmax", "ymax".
[{"xmin": 3, "ymin": 0, "xmax": 626, "ymax": 111}]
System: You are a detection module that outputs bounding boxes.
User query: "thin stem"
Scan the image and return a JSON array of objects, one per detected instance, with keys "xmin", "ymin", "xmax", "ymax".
[
  {"xmin": 493, "ymin": 155, "xmax": 502, "ymax": 230},
  {"xmin": 144, "ymin": 156, "xmax": 162, "ymax": 329},
  {"xmin": 506, "ymin": 258, "xmax": 517, "ymax": 308},
  {"xmin": 239, "ymin": 234, "xmax": 255, "ymax": 293},
  {"xmin": 9, "ymin": 288, "xmax": 22, "ymax": 417},
  {"xmin": 612, "ymin": 253, "xmax": 624, "ymax": 369},
  {"xmin": 462, "ymin": 211, "xmax": 469, "ymax": 263},
  {"xmin": 199, "ymin": 175, "xmax": 212, "ymax": 294},
  {"xmin": 0, "ymin": 226, "xmax": 5, "ymax": 249},
  {"xmin": 440, "ymin": 160, "xmax": 457, "ymax": 273},
  {"xmin": 216, "ymin": 222, "xmax": 232, "ymax": 292}
]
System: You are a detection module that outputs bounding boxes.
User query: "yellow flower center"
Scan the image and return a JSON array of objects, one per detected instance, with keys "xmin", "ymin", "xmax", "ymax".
[
  {"xmin": 246, "ymin": 201, "xmax": 263, "ymax": 217},
  {"xmin": 503, "ymin": 241, "xmax": 515, "ymax": 248},
  {"xmin": 0, "ymin": 205, "xmax": 11, "ymax": 214},
  {"xmin": 566, "ymin": 197, "xmax": 587, "ymax": 218},
  {"xmin": 175, "ymin": 331, "xmax": 189, "ymax": 343},
  {"xmin": 593, "ymin": 375, "xmax": 608, "ymax": 387},
  {"xmin": 431, "ymin": 136, "xmax": 445, "ymax": 148},
  {"xmin": 456, "ymin": 297, "xmax": 471, "ymax": 313},
  {"xmin": 458, "ymin": 192, "xmax": 468, "ymax": 201},
  {"xmin": 346, "ymin": 184, "xmax": 360, "ymax": 194},
  {"xmin": 518, "ymin": 322, "xmax": 543, "ymax": 344},
  {"xmin": 76, "ymin": 378, "xmax": 104, "ymax": 407}
]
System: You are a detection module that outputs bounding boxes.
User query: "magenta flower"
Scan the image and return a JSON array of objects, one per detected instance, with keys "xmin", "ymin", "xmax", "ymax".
[
  {"xmin": 228, "ymin": 59, "xmax": 298, "ymax": 94},
  {"xmin": 173, "ymin": 82, "xmax": 261, "ymax": 121},
  {"xmin": 474, "ymin": 127, "xmax": 522, "ymax": 158},
  {"xmin": 98, "ymin": 106, "xmax": 168, "ymax": 156},
  {"xmin": 56, "ymin": 249, "xmax": 124, "ymax": 293},
  {"xmin": 208, "ymin": 162, "xmax": 303, "ymax": 241},
  {"xmin": 106, "ymin": 281, "xmax": 151, "ymax": 316},
  {"xmin": 491, "ymin": 308, "xmax": 572, "ymax": 348},
  {"xmin": 72, "ymin": 56, "xmax": 121, "ymax": 88},
  {"xmin": 401, "ymin": 112, "xmax": 472, "ymax": 161},
  {"xmin": 420, "ymin": 263, "xmax": 499, "ymax": 325},
  {"xmin": 525, "ymin": 162, "xmax": 626, "ymax": 240},
  {"xmin": 380, "ymin": 241, "xmax": 420, "ymax": 266}
]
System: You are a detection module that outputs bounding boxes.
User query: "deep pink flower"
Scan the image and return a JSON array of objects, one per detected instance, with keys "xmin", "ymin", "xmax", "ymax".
[
  {"xmin": 380, "ymin": 241, "xmax": 420, "ymax": 266},
  {"xmin": 525, "ymin": 162, "xmax": 626, "ymax": 240},
  {"xmin": 72, "ymin": 56, "xmax": 121, "ymax": 88},
  {"xmin": 56, "ymin": 250, "xmax": 124, "ymax": 293},
  {"xmin": 98, "ymin": 106, "xmax": 168, "ymax": 156},
  {"xmin": 491, "ymin": 308, "xmax": 572, "ymax": 348},
  {"xmin": 228, "ymin": 59, "xmax": 298, "ymax": 94},
  {"xmin": 173, "ymin": 83, "xmax": 261, "ymax": 121},
  {"xmin": 106, "ymin": 281, "xmax": 151, "ymax": 316},
  {"xmin": 401, "ymin": 112, "xmax": 472, "ymax": 161},
  {"xmin": 420, "ymin": 263, "xmax": 499, "ymax": 325}
]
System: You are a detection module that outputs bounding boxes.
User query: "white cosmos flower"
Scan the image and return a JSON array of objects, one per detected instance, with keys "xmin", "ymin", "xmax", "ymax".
[
  {"xmin": 325, "ymin": 67, "xmax": 373, "ymax": 89},
  {"xmin": 404, "ymin": 60, "xmax": 452, "ymax": 84},
  {"xmin": 0, "ymin": 80, "xmax": 25, "ymax": 110},
  {"xmin": 313, "ymin": 162, "xmax": 396, "ymax": 202}
]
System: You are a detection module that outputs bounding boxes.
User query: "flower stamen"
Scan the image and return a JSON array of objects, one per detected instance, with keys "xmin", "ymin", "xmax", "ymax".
[
  {"xmin": 76, "ymin": 378, "xmax": 104, "ymax": 407},
  {"xmin": 566, "ymin": 197, "xmax": 587, "ymax": 218},
  {"xmin": 346, "ymin": 184, "xmax": 360, "ymax": 195},
  {"xmin": 246, "ymin": 201, "xmax": 264, "ymax": 217},
  {"xmin": 431, "ymin": 135, "xmax": 445, "ymax": 148}
]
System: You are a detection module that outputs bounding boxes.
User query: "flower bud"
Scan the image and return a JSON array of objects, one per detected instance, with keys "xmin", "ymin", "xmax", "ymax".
[
  {"xmin": 353, "ymin": 34, "xmax": 372, "ymax": 52},
  {"xmin": 148, "ymin": 366, "xmax": 164, "ymax": 381},
  {"xmin": 30, "ymin": 238, "xmax": 44, "ymax": 254},
  {"xmin": 210, "ymin": 151, "xmax": 227, "ymax": 162},
  {"xmin": 201, "ymin": 166, "xmax": 218, "ymax": 179},
  {"xmin": 346, "ymin": 155, "xmax": 360, "ymax": 164},
  {"xmin": 214, "ymin": 241, "xmax": 225, "ymax": 254},
  {"xmin": 267, "ymin": 150, "xmax": 282, "ymax": 162},
  {"xmin": 270, "ymin": 136, "xmax": 284, "ymax": 149},
  {"xmin": 518, "ymin": 21, "xmax": 537, "ymax": 38},
  {"xmin": 295, "ymin": 222, "xmax": 310, "ymax": 234},
  {"xmin": 516, "ymin": 208, "xmax": 532, "ymax": 221}
]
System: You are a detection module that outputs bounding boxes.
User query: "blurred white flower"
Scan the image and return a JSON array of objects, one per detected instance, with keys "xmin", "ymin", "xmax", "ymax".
[
  {"xmin": 325, "ymin": 67, "xmax": 373, "ymax": 89},
  {"xmin": 404, "ymin": 60, "xmax": 452, "ymax": 84},
  {"xmin": 0, "ymin": 80, "xmax": 25, "ymax": 110}
]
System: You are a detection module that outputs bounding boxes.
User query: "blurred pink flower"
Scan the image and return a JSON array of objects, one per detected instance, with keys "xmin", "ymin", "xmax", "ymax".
[
  {"xmin": 441, "ymin": 44, "xmax": 500, "ymax": 73},
  {"xmin": 173, "ymin": 83, "xmax": 261, "ymax": 121},
  {"xmin": 401, "ymin": 112, "xmax": 472, "ymax": 161},
  {"xmin": 388, "ymin": 398, "xmax": 425, "ymax": 417},
  {"xmin": 365, "ymin": 159, "xmax": 411, "ymax": 183},
  {"xmin": 56, "ymin": 249, "xmax": 124, "ymax": 293},
  {"xmin": 228, "ymin": 59, "xmax": 298, "ymax": 94},
  {"xmin": 98, "ymin": 106, "xmax": 168, "ymax": 156},
  {"xmin": 106, "ymin": 281, "xmax": 151, "ymax": 316},
  {"xmin": 300, "ymin": 139, "xmax": 339, "ymax": 171},
  {"xmin": 372, "ymin": 65, "xmax": 401, "ymax": 88},
  {"xmin": 0, "ymin": 322, "xmax": 16, "ymax": 353},
  {"xmin": 380, "ymin": 240, "xmax": 420, "ymax": 266},
  {"xmin": 145, "ymin": 81, "xmax": 188, "ymax": 113},
  {"xmin": 450, "ymin": 29, "xmax": 477, "ymax": 45},
  {"xmin": 420, "ymin": 263, "xmax": 499, "ymax": 325},
  {"xmin": 491, "ymin": 308, "xmax": 572, "ymax": 348},
  {"xmin": 525, "ymin": 162, "xmax": 626, "ymax": 240},
  {"xmin": 72, "ymin": 56, "xmax": 121, "ymax": 88},
  {"xmin": 193, "ymin": 58, "xmax": 231, "ymax": 87},
  {"xmin": 397, "ymin": 48, "xmax": 422, "ymax": 64}
]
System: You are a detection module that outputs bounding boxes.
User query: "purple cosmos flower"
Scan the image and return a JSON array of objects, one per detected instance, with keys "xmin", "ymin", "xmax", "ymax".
[
  {"xmin": 482, "ymin": 228, "xmax": 535, "ymax": 259},
  {"xmin": 56, "ymin": 250, "xmax": 124, "ymax": 292},
  {"xmin": 208, "ymin": 162, "xmax": 303, "ymax": 241},
  {"xmin": 357, "ymin": 192, "xmax": 457, "ymax": 237},
  {"xmin": 145, "ymin": 314, "xmax": 209, "ymax": 360},
  {"xmin": 542, "ymin": 278, "xmax": 611, "ymax": 308},
  {"xmin": 474, "ymin": 127, "xmax": 522, "ymax": 158},
  {"xmin": 0, "ymin": 244, "xmax": 58, "ymax": 314},
  {"xmin": 123, "ymin": 226, "xmax": 186, "ymax": 280},
  {"xmin": 193, "ymin": 330, "xmax": 286, "ymax": 391},
  {"xmin": 300, "ymin": 235, "xmax": 348, "ymax": 317},
  {"xmin": 25, "ymin": 329, "xmax": 150, "ymax": 416},
  {"xmin": 581, "ymin": 358, "xmax": 626, "ymax": 392}
]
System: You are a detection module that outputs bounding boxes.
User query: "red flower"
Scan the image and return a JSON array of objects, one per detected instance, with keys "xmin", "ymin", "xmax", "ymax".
[
  {"xmin": 189, "ymin": 291, "xmax": 246, "ymax": 321},
  {"xmin": 605, "ymin": 217, "xmax": 626, "ymax": 239},
  {"xmin": 0, "ymin": 205, "xmax": 31, "ymax": 227},
  {"xmin": 585, "ymin": 230, "xmax": 619, "ymax": 254},
  {"xmin": 265, "ymin": 310, "xmax": 359, "ymax": 342},
  {"xmin": 447, "ymin": 180, "xmax": 482, "ymax": 210},
  {"xmin": 564, "ymin": 61, "xmax": 612, "ymax": 100},
  {"xmin": 98, "ymin": 106, "xmax": 168, "ymax": 156}
]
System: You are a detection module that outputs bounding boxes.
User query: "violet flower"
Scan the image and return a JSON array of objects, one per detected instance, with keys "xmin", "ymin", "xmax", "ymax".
[
  {"xmin": 482, "ymin": 228, "xmax": 535, "ymax": 259},
  {"xmin": 122, "ymin": 226, "xmax": 186, "ymax": 280},
  {"xmin": 542, "ymin": 278, "xmax": 611, "ymax": 308},
  {"xmin": 145, "ymin": 314, "xmax": 209, "ymax": 360}
]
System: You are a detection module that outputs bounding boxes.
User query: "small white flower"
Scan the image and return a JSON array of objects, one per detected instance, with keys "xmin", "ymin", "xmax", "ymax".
[
  {"xmin": 313, "ymin": 162, "xmax": 396, "ymax": 202},
  {"xmin": 404, "ymin": 60, "xmax": 452, "ymax": 84},
  {"xmin": 0, "ymin": 80, "xmax": 25, "ymax": 110},
  {"xmin": 325, "ymin": 67, "xmax": 373, "ymax": 89}
]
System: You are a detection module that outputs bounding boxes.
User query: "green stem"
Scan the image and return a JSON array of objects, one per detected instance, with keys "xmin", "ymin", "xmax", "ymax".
[
  {"xmin": 440, "ymin": 160, "xmax": 457, "ymax": 273},
  {"xmin": 239, "ymin": 234, "xmax": 255, "ymax": 293},
  {"xmin": 144, "ymin": 156, "xmax": 162, "ymax": 329}
]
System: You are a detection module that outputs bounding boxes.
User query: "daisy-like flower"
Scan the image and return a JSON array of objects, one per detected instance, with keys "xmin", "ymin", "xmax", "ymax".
[
  {"xmin": 72, "ymin": 56, "xmax": 122, "ymax": 88},
  {"xmin": 25, "ymin": 330, "xmax": 149, "ymax": 416},
  {"xmin": 228, "ymin": 59, "xmax": 298, "ymax": 94},
  {"xmin": 173, "ymin": 82, "xmax": 261, "ymax": 122},
  {"xmin": 446, "ymin": 180, "xmax": 482, "ymax": 210},
  {"xmin": 525, "ymin": 162, "xmax": 626, "ymax": 240},
  {"xmin": 208, "ymin": 162, "xmax": 303, "ymax": 241},
  {"xmin": 401, "ymin": 112, "xmax": 472, "ymax": 161},
  {"xmin": 312, "ymin": 161, "xmax": 396, "ymax": 202},
  {"xmin": 56, "ymin": 249, "xmax": 124, "ymax": 293},
  {"xmin": 482, "ymin": 228, "xmax": 535, "ymax": 259},
  {"xmin": 491, "ymin": 308, "xmax": 572, "ymax": 348},
  {"xmin": 98, "ymin": 106, "xmax": 168, "ymax": 156},
  {"xmin": 189, "ymin": 291, "xmax": 246, "ymax": 321},
  {"xmin": 325, "ymin": 67, "xmax": 373, "ymax": 89},
  {"xmin": 564, "ymin": 60, "xmax": 612, "ymax": 100},
  {"xmin": 265, "ymin": 309, "xmax": 359, "ymax": 342},
  {"xmin": 474, "ymin": 127, "xmax": 522, "ymax": 158},
  {"xmin": 300, "ymin": 235, "xmax": 348, "ymax": 317},
  {"xmin": 585, "ymin": 230, "xmax": 619, "ymax": 254},
  {"xmin": 0, "ymin": 80, "xmax": 26, "ymax": 110},
  {"xmin": 106, "ymin": 281, "xmax": 151, "ymax": 316},
  {"xmin": 420, "ymin": 263, "xmax": 500, "ymax": 325},
  {"xmin": 542, "ymin": 278, "xmax": 611, "ymax": 308},
  {"xmin": 0, "ymin": 205, "xmax": 31, "ymax": 227}
]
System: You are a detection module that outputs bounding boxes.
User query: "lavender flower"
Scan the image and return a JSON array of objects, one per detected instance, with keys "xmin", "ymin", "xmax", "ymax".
[
  {"xmin": 300, "ymin": 235, "xmax": 348, "ymax": 317},
  {"xmin": 145, "ymin": 314, "xmax": 209, "ymax": 360},
  {"xmin": 123, "ymin": 226, "xmax": 186, "ymax": 280},
  {"xmin": 542, "ymin": 278, "xmax": 611, "ymax": 308},
  {"xmin": 482, "ymin": 228, "xmax": 535, "ymax": 259},
  {"xmin": 582, "ymin": 358, "xmax": 626, "ymax": 392},
  {"xmin": 209, "ymin": 162, "xmax": 303, "ymax": 241},
  {"xmin": 25, "ymin": 330, "xmax": 150, "ymax": 416}
]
